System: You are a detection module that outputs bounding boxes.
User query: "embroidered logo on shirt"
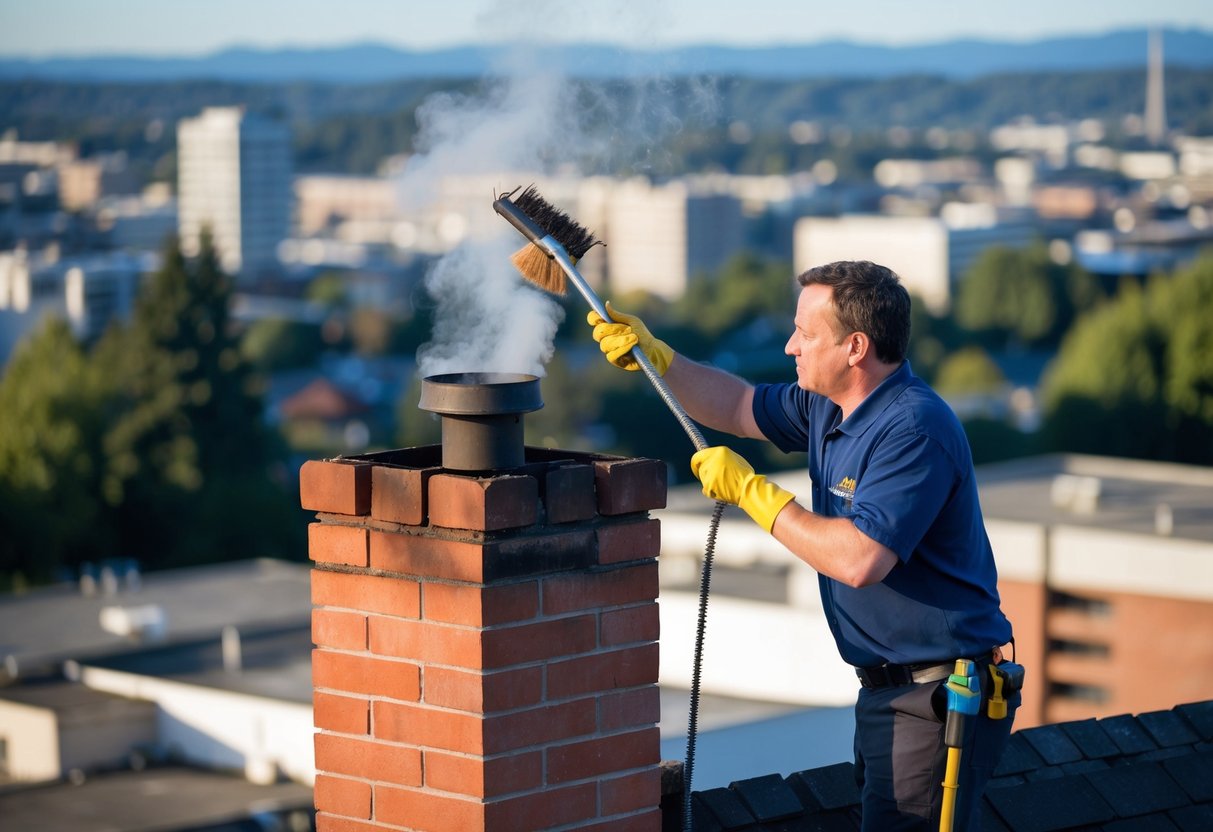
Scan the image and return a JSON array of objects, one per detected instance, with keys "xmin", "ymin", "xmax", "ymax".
[{"xmin": 830, "ymin": 476, "xmax": 856, "ymax": 509}]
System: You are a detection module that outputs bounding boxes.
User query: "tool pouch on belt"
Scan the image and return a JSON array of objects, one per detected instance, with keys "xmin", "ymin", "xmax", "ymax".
[{"xmin": 987, "ymin": 661, "xmax": 1026, "ymax": 720}]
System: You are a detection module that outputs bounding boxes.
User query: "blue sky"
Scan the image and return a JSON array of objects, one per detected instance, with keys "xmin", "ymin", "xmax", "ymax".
[{"xmin": 2, "ymin": 0, "xmax": 1212, "ymax": 57}]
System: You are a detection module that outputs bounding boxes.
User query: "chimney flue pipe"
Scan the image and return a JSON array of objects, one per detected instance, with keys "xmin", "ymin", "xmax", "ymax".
[{"xmin": 418, "ymin": 372, "xmax": 543, "ymax": 473}]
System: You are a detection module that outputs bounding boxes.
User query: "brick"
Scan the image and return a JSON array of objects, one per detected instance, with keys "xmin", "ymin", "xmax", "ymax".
[
  {"xmin": 314, "ymin": 691, "xmax": 369, "ymax": 735},
  {"xmin": 315, "ymin": 814, "xmax": 382, "ymax": 832},
  {"xmin": 374, "ymin": 700, "xmax": 484, "ymax": 753},
  {"xmin": 491, "ymin": 528, "xmax": 598, "ymax": 580},
  {"xmin": 601, "ymin": 767, "xmax": 662, "ymax": 815},
  {"xmin": 594, "ymin": 458, "xmax": 667, "ymax": 515},
  {"xmin": 312, "ymin": 609, "xmax": 367, "ymax": 651},
  {"xmin": 375, "ymin": 698, "xmax": 598, "ymax": 756},
  {"xmin": 485, "ymin": 699, "xmax": 598, "ymax": 755},
  {"xmin": 309, "ymin": 523, "xmax": 369, "ymax": 567},
  {"xmin": 424, "ymin": 749, "xmax": 543, "ymax": 798},
  {"xmin": 371, "ymin": 530, "xmax": 489, "ymax": 582},
  {"xmin": 484, "ymin": 782, "xmax": 598, "ymax": 830},
  {"xmin": 429, "ymin": 473, "xmax": 538, "ymax": 531},
  {"xmin": 547, "ymin": 727, "xmax": 660, "ymax": 784},
  {"xmin": 375, "ymin": 784, "xmax": 483, "ymax": 832},
  {"xmin": 544, "ymin": 463, "xmax": 598, "ymax": 524},
  {"xmin": 548, "ymin": 644, "xmax": 660, "ymax": 700},
  {"xmin": 424, "ymin": 666, "xmax": 543, "ymax": 713},
  {"xmin": 369, "ymin": 616, "xmax": 482, "ymax": 667},
  {"xmin": 312, "ymin": 569, "xmax": 420, "ymax": 618},
  {"xmin": 313, "ymin": 649, "xmax": 420, "ymax": 702},
  {"xmin": 543, "ymin": 563, "xmax": 660, "ymax": 615},
  {"xmin": 314, "ymin": 774, "xmax": 371, "ymax": 819},
  {"xmin": 423, "ymin": 581, "xmax": 538, "ymax": 627},
  {"xmin": 301, "ymin": 459, "xmax": 372, "ymax": 516},
  {"xmin": 600, "ymin": 687, "xmax": 662, "ymax": 733},
  {"xmin": 601, "ymin": 604, "xmax": 660, "ymax": 647},
  {"xmin": 597, "ymin": 518, "xmax": 660, "ymax": 565},
  {"xmin": 313, "ymin": 733, "xmax": 421, "ymax": 786},
  {"xmin": 481, "ymin": 615, "xmax": 598, "ymax": 669},
  {"xmin": 372, "ymin": 463, "xmax": 440, "ymax": 526}
]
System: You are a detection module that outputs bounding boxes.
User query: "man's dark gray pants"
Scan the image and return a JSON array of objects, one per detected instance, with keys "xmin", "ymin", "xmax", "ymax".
[{"xmin": 853, "ymin": 670, "xmax": 1019, "ymax": 831}]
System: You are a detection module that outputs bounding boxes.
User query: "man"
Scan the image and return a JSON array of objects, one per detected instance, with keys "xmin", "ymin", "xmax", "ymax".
[{"xmin": 590, "ymin": 260, "xmax": 1018, "ymax": 831}]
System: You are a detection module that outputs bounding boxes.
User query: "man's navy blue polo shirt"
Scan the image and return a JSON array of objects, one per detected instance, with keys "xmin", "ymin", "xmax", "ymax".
[{"xmin": 752, "ymin": 361, "xmax": 1011, "ymax": 667}]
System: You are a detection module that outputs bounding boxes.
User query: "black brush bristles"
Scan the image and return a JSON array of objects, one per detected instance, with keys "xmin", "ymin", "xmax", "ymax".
[
  {"xmin": 513, "ymin": 185, "xmax": 601, "ymax": 259},
  {"xmin": 508, "ymin": 185, "xmax": 603, "ymax": 296}
]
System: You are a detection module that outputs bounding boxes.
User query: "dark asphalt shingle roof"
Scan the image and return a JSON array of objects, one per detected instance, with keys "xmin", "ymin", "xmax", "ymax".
[{"xmin": 680, "ymin": 700, "xmax": 1213, "ymax": 832}]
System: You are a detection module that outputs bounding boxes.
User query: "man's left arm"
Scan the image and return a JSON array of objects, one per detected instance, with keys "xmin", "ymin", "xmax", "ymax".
[
  {"xmin": 691, "ymin": 446, "xmax": 898, "ymax": 587},
  {"xmin": 770, "ymin": 502, "xmax": 898, "ymax": 588}
]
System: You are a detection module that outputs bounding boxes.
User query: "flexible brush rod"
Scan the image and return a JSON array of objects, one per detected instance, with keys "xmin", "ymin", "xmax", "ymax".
[
  {"xmin": 542, "ymin": 239, "xmax": 709, "ymax": 453},
  {"xmin": 494, "ymin": 194, "xmax": 708, "ymax": 451}
]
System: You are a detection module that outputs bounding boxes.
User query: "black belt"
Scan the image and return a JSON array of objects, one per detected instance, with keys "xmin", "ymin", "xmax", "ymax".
[{"xmin": 856, "ymin": 652, "xmax": 994, "ymax": 689}]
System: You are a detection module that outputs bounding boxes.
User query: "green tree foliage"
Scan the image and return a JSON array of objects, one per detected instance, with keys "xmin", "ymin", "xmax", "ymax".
[
  {"xmin": 0, "ymin": 235, "xmax": 304, "ymax": 586},
  {"xmin": 240, "ymin": 318, "xmax": 324, "ymax": 371},
  {"xmin": 934, "ymin": 346, "xmax": 1007, "ymax": 395},
  {"xmin": 0, "ymin": 319, "xmax": 114, "ymax": 584},
  {"xmin": 1041, "ymin": 254, "xmax": 1213, "ymax": 463},
  {"xmin": 671, "ymin": 252, "xmax": 796, "ymax": 343},
  {"xmin": 100, "ymin": 233, "xmax": 301, "ymax": 566},
  {"xmin": 955, "ymin": 243, "xmax": 1103, "ymax": 349}
]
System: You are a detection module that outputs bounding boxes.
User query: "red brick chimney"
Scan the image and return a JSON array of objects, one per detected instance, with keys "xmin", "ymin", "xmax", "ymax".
[{"xmin": 302, "ymin": 445, "xmax": 667, "ymax": 831}]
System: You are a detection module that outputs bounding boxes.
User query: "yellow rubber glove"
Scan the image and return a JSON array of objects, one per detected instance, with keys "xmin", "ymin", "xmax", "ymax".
[
  {"xmin": 586, "ymin": 302, "xmax": 674, "ymax": 376},
  {"xmin": 691, "ymin": 446, "xmax": 797, "ymax": 533}
]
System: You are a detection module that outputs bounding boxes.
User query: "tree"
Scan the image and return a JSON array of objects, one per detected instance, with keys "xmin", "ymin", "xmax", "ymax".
[
  {"xmin": 955, "ymin": 243, "xmax": 1102, "ymax": 349},
  {"xmin": 672, "ymin": 252, "xmax": 795, "ymax": 341},
  {"xmin": 0, "ymin": 319, "xmax": 114, "ymax": 584},
  {"xmin": 99, "ymin": 233, "xmax": 303, "ymax": 567},
  {"xmin": 1041, "ymin": 253, "xmax": 1213, "ymax": 464},
  {"xmin": 934, "ymin": 346, "xmax": 1006, "ymax": 396},
  {"xmin": 241, "ymin": 318, "xmax": 324, "ymax": 371}
]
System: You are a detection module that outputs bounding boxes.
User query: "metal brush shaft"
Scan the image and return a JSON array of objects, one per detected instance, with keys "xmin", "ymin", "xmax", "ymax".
[
  {"xmin": 493, "ymin": 195, "xmax": 708, "ymax": 451},
  {"xmin": 542, "ymin": 239, "xmax": 708, "ymax": 452}
]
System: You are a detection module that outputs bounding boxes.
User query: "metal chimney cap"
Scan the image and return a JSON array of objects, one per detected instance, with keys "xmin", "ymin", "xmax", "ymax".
[{"xmin": 419, "ymin": 372, "xmax": 543, "ymax": 416}]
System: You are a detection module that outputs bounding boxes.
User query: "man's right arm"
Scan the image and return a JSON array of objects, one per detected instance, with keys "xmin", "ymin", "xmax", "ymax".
[{"xmin": 663, "ymin": 354, "xmax": 765, "ymax": 440}]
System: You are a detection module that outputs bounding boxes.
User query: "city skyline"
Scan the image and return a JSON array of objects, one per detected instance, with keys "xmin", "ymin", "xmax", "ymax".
[{"xmin": 2, "ymin": 0, "xmax": 1213, "ymax": 58}]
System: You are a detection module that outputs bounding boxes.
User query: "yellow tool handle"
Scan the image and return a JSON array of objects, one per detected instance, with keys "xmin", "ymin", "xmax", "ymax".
[{"xmin": 939, "ymin": 746, "xmax": 963, "ymax": 832}]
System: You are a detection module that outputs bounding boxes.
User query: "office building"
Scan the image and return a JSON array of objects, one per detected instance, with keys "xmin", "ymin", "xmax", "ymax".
[
  {"xmin": 793, "ymin": 210, "xmax": 1033, "ymax": 313},
  {"xmin": 602, "ymin": 178, "xmax": 743, "ymax": 300},
  {"xmin": 177, "ymin": 107, "xmax": 291, "ymax": 278}
]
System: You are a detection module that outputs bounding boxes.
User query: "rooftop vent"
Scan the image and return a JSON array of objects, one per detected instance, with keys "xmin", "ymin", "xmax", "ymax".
[
  {"xmin": 99, "ymin": 604, "xmax": 167, "ymax": 642},
  {"xmin": 1050, "ymin": 474, "xmax": 1101, "ymax": 514}
]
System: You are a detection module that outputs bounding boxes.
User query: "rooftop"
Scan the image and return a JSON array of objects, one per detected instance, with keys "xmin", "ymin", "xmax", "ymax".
[
  {"xmin": 687, "ymin": 699, "xmax": 1213, "ymax": 831},
  {"xmin": 0, "ymin": 558, "xmax": 312, "ymax": 681},
  {"xmin": 0, "ymin": 766, "xmax": 312, "ymax": 832}
]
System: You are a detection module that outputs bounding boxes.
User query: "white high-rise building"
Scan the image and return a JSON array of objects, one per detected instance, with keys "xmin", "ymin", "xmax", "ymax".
[
  {"xmin": 177, "ymin": 107, "xmax": 291, "ymax": 278},
  {"xmin": 794, "ymin": 208, "xmax": 1034, "ymax": 313}
]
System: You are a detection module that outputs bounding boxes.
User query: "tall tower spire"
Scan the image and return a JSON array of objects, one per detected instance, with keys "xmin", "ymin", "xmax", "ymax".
[{"xmin": 1145, "ymin": 29, "xmax": 1168, "ymax": 146}]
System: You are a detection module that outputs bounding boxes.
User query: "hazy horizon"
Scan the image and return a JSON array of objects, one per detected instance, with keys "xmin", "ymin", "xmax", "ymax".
[{"xmin": 2, "ymin": 0, "xmax": 1212, "ymax": 59}]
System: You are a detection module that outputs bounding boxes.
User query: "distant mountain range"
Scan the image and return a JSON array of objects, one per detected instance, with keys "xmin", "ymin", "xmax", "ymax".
[{"xmin": 2, "ymin": 28, "xmax": 1212, "ymax": 83}]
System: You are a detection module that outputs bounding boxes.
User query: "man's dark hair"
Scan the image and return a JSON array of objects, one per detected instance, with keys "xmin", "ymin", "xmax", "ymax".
[{"xmin": 797, "ymin": 260, "xmax": 911, "ymax": 365}]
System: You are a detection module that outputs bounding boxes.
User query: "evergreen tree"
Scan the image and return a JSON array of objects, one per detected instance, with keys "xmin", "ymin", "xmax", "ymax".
[
  {"xmin": 100, "ymin": 232, "xmax": 302, "ymax": 568},
  {"xmin": 0, "ymin": 318, "xmax": 114, "ymax": 584}
]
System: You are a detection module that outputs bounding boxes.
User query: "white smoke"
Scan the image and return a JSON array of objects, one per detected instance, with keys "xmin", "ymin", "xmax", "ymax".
[
  {"xmin": 400, "ymin": 0, "xmax": 718, "ymax": 380},
  {"xmin": 415, "ymin": 238, "xmax": 561, "ymax": 377},
  {"xmin": 403, "ymin": 66, "xmax": 578, "ymax": 379}
]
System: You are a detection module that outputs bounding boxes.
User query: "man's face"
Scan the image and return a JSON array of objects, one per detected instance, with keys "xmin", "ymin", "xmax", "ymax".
[{"xmin": 784, "ymin": 284, "xmax": 851, "ymax": 395}]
